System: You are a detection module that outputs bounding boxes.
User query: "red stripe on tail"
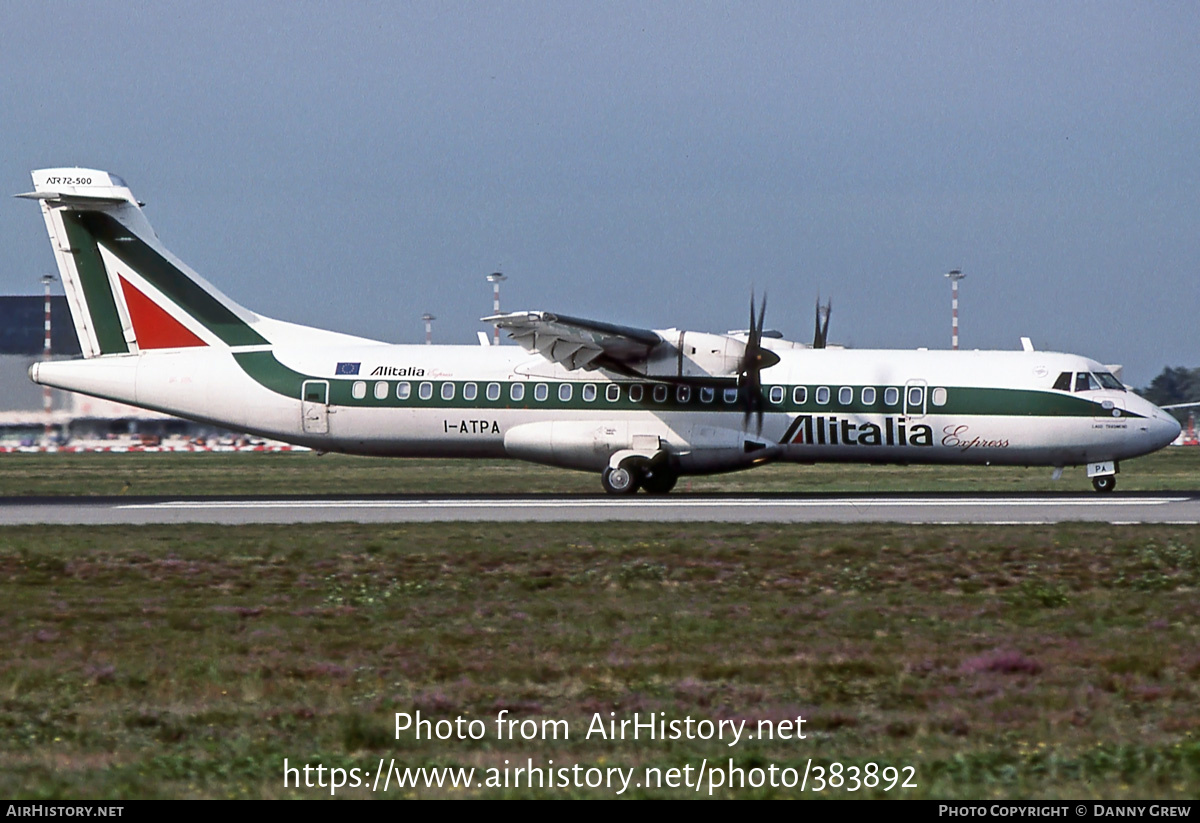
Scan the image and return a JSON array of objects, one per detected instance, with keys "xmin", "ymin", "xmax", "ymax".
[{"xmin": 118, "ymin": 276, "xmax": 207, "ymax": 349}]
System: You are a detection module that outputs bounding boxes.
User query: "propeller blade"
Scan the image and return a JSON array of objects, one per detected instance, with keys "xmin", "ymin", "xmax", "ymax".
[
  {"xmin": 739, "ymin": 291, "xmax": 775, "ymax": 433},
  {"xmin": 756, "ymin": 293, "xmax": 767, "ymax": 342},
  {"xmin": 813, "ymin": 298, "xmax": 823, "ymax": 348},
  {"xmin": 748, "ymin": 292, "xmax": 757, "ymax": 348},
  {"xmin": 813, "ymin": 296, "xmax": 831, "ymax": 349}
]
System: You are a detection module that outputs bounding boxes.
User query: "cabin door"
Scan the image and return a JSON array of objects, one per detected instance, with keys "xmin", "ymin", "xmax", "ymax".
[
  {"xmin": 301, "ymin": 380, "xmax": 330, "ymax": 434},
  {"xmin": 903, "ymin": 380, "xmax": 928, "ymax": 419}
]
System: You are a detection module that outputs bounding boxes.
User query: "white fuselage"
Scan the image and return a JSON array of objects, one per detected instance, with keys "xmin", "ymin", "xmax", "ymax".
[{"xmin": 31, "ymin": 340, "xmax": 1182, "ymax": 476}]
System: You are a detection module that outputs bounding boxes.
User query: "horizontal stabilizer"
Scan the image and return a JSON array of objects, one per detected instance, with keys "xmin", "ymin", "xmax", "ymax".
[{"xmin": 15, "ymin": 190, "xmax": 128, "ymax": 205}]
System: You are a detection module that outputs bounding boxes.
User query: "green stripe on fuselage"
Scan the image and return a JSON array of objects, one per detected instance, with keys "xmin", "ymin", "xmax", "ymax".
[
  {"xmin": 231, "ymin": 354, "xmax": 1142, "ymax": 420},
  {"xmin": 61, "ymin": 212, "xmax": 129, "ymax": 354},
  {"xmin": 937, "ymin": 386, "xmax": 1109, "ymax": 417},
  {"xmin": 234, "ymin": 351, "xmax": 307, "ymax": 397},
  {"xmin": 74, "ymin": 211, "xmax": 267, "ymax": 347}
]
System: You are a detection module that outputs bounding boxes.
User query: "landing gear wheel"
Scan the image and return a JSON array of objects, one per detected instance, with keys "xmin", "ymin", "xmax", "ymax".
[
  {"xmin": 640, "ymin": 469, "xmax": 678, "ymax": 495},
  {"xmin": 1092, "ymin": 475, "xmax": 1116, "ymax": 493},
  {"xmin": 602, "ymin": 463, "xmax": 640, "ymax": 495}
]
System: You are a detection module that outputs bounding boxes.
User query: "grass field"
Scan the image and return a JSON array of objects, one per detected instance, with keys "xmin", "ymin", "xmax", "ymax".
[
  {"xmin": 1, "ymin": 446, "xmax": 1198, "ymax": 496},
  {"xmin": 4, "ymin": 521, "xmax": 1200, "ymax": 798}
]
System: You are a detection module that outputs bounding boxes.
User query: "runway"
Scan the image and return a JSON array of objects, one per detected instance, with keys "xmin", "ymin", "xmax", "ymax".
[{"xmin": 4, "ymin": 492, "xmax": 1200, "ymax": 525}]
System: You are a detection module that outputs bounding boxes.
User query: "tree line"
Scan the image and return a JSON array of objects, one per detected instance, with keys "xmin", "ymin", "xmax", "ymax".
[{"xmin": 1139, "ymin": 366, "xmax": 1200, "ymax": 421}]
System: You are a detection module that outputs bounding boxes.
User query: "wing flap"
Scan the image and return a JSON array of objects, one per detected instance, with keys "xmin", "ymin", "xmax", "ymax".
[{"xmin": 484, "ymin": 311, "xmax": 661, "ymax": 373}]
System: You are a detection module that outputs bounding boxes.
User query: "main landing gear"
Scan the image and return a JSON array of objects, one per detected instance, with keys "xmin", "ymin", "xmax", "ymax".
[
  {"xmin": 601, "ymin": 461, "xmax": 639, "ymax": 494},
  {"xmin": 601, "ymin": 456, "xmax": 678, "ymax": 495}
]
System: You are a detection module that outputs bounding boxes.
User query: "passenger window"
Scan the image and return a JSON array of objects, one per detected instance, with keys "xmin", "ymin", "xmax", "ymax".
[
  {"xmin": 510, "ymin": 383, "xmax": 525, "ymax": 402},
  {"xmin": 440, "ymin": 382, "xmax": 455, "ymax": 400},
  {"xmin": 630, "ymin": 385, "xmax": 644, "ymax": 402},
  {"xmin": 723, "ymin": 387, "xmax": 739, "ymax": 404},
  {"xmin": 1052, "ymin": 372, "xmax": 1072, "ymax": 392},
  {"xmin": 815, "ymin": 387, "xmax": 830, "ymax": 405},
  {"xmin": 700, "ymin": 387, "xmax": 715, "ymax": 403},
  {"xmin": 486, "ymin": 382, "xmax": 500, "ymax": 401},
  {"xmin": 558, "ymin": 383, "xmax": 573, "ymax": 402},
  {"xmin": 351, "ymin": 381, "xmax": 366, "ymax": 400},
  {"xmin": 463, "ymin": 383, "xmax": 477, "ymax": 401},
  {"xmin": 838, "ymin": 387, "xmax": 853, "ymax": 405},
  {"xmin": 606, "ymin": 384, "xmax": 620, "ymax": 402},
  {"xmin": 769, "ymin": 386, "xmax": 784, "ymax": 404},
  {"xmin": 583, "ymin": 384, "xmax": 597, "ymax": 402},
  {"xmin": 418, "ymin": 382, "xmax": 433, "ymax": 400},
  {"xmin": 374, "ymin": 381, "xmax": 389, "ymax": 400},
  {"xmin": 884, "ymin": 387, "xmax": 899, "ymax": 406},
  {"xmin": 396, "ymin": 381, "xmax": 411, "ymax": 400},
  {"xmin": 792, "ymin": 386, "xmax": 807, "ymax": 405},
  {"xmin": 907, "ymin": 386, "xmax": 924, "ymax": 407},
  {"xmin": 931, "ymin": 387, "xmax": 947, "ymax": 406},
  {"xmin": 652, "ymin": 384, "xmax": 668, "ymax": 403},
  {"xmin": 534, "ymin": 383, "xmax": 549, "ymax": 401},
  {"xmin": 861, "ymin": 387, "xmax": 876, "ymax": 405},
  {"xmin": 677, "ymin": 386, "xmax": 691, "ymax": 403}
]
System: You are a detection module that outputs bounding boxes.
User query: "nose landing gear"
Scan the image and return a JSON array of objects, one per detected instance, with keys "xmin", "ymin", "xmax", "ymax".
[{"xmin": 1087, "ymin": 460, "xmax": 1119, "ymax": 493}]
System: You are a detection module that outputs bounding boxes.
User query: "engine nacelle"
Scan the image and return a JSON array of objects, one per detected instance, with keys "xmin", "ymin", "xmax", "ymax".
[{"xmin": 643, "ymin": 330, "xmax": 745, "ymax": 380}]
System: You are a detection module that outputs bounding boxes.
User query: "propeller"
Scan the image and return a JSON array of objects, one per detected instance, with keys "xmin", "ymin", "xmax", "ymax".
[
  {"xmin": 740, "ymin": 291, "xmax": 781, "ymax": 431},
  {"xmin": 813, "ymin": 296, "xmax": 832, "ymax": 349}
]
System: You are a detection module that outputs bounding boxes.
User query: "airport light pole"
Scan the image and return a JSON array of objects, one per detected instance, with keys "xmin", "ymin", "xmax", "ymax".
[
  {"xmin": 422, "ymin": 313, "xmax": 436, "ymax": 346},
  {"xmin": 42, "ymin": 273, "xmax": 54, "ymax": 443},
  {"xmin": 945, "ymin": 269, "xmax": 965, "ymax": 350},
  {"xmin": 487, "ymin": 272, "xmax": 506, "ymax": 345}
]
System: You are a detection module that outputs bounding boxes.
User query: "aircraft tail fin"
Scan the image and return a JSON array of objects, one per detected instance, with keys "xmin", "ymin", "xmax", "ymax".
[{"xmin": 18, "ymin": 168, "xmax": 270, "ymax": 358}]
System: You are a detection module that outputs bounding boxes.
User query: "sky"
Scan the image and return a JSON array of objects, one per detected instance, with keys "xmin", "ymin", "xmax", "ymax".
[{"xmin": 2, "ymin": 1, "xmax": 1197, "ymax": 386}]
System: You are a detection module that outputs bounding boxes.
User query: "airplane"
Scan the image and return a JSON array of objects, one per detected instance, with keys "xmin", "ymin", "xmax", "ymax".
[{"xmin": 18, "ymin": 168, "xmax": 1181, "ymax": 494}]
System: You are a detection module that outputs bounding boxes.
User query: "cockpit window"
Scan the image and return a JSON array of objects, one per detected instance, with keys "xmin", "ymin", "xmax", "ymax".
[
  {"xmin": 1074, "ymin": 372, "xmax": 1098, "ymax": 392},
  {"xmin": 1052, "ymin": 372, "xmax": 1072, "ymax": 392},
  {"xmin": 1094, "ymin": 372, "xmax": 1125, "ymax": 391}
]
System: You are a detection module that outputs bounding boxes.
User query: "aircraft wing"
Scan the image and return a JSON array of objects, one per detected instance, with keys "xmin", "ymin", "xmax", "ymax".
[{"xmin": 482, "ymin": 311, "xmax": 663, "ymax": 372}]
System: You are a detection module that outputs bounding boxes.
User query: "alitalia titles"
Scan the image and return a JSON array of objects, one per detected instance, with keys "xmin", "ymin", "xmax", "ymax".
[
  {"xmin": 370, "ymin": 366, "xmax": 425, "ymax": 377},
  {"xmin": 784, "ymin": 414, "xmax": 934, "ymax": 447}
]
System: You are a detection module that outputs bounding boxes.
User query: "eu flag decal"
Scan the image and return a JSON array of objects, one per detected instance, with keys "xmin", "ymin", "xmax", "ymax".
[{"xmin": 335, "ymin": 362, "xmax": 361, "ymax": 375}]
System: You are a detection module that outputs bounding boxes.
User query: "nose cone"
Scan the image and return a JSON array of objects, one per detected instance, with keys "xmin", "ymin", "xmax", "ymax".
[
  {"xmin": 1128, "ymin": 396, "xmax": 1182, "ymax": 454},
  {"xmin": 1157, "ymin": 410, "xmax": 1183, "ymax": 448}
]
